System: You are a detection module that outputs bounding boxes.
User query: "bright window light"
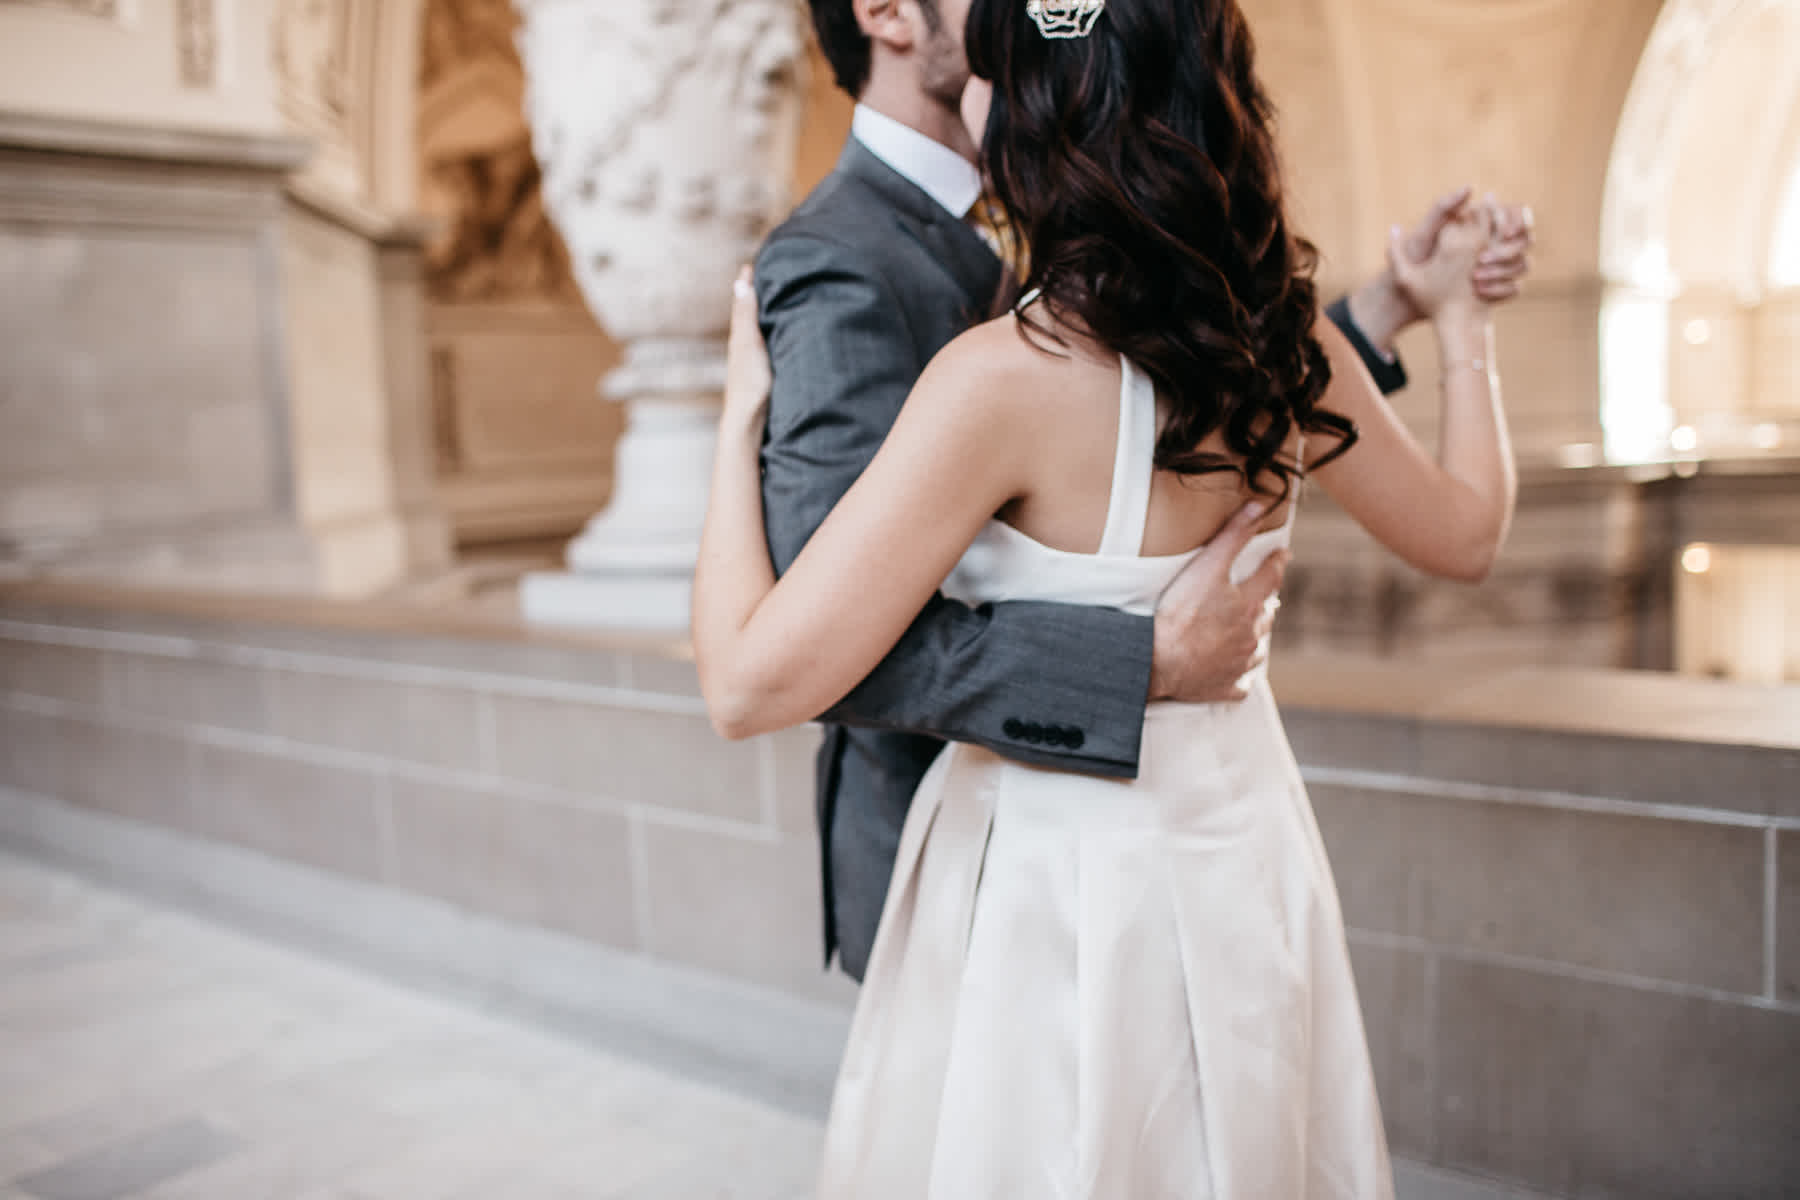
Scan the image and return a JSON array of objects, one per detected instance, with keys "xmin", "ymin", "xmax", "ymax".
[
  {"xmin": 1600, "ymin": 290, "xmax": 1673, "ymax": 464},
  {"xmin": 1774, "ymin": 162, "xmax": 1800, "ymax": 287}
]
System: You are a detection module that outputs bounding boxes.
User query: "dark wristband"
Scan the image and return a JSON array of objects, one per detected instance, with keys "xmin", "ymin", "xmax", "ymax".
[{"xmin": 1327, "ymin": 295, "xmax": 1409, "ymax": 396}]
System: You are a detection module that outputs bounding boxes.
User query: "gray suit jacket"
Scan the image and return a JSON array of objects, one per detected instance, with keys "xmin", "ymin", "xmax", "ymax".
[{"xmin": 755, "ymin": 139, "xmax": 1406, "ymax": 980}]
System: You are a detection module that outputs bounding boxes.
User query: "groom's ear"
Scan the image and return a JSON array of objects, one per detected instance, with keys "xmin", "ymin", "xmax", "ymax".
[{"xmin": 856, "ymin": 0, "xmax": 924, "ymax": 54}]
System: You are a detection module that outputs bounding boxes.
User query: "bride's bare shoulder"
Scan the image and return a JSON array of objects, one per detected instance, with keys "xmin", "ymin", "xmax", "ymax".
[
  {"xmin": 917, "ymin": 313, "xmax": 1102, "ymax": 415},
  {"xmin": 889, "ymin": 314, "xmax": 1113, "ymax": 492}
]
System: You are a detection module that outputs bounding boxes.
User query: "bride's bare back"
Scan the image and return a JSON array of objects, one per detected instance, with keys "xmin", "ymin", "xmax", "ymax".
[{"xmin": 964, "ymin": 308, "xmax": 1297, "ymax": 560}]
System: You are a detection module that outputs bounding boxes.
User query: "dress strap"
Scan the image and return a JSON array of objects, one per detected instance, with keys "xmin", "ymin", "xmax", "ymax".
[
  {"xmin": 1096, "ymin": 357, "xmax": 1157, "ymax": 557},
  {"xmin": 1283, "ymin": 438, "xmax": 1307, "ymax": 531}
]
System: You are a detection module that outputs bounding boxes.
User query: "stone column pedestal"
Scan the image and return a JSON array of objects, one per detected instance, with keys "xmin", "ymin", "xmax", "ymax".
[
  {"xmin": 521, "ymin": 343, "xmax": 724, "ymax": 628},
  {"xmin": 512, "ymin": 0, "xmax": 805, "ymax": 632}
]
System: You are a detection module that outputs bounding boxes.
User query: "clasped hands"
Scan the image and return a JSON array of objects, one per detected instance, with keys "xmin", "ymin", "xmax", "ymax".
[{"xmin": 1152, "ymin": 187, "xmax": 1533, "ymax": 703}]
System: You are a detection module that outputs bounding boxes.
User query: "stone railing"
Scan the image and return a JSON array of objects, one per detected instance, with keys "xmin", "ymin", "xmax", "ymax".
[
  {"xmin": 1, "ymin": 582, "xmax": 1795, "ymax": 1196},
  {"xmin": 1272, "ymin": 654, "xmax": 1797, "ymax": 1196}
]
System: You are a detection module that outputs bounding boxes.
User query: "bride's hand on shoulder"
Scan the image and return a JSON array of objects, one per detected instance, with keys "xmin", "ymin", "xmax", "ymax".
[{"xmin": 724, "ymin": 266, "xmax": 772, "ymax": 438}]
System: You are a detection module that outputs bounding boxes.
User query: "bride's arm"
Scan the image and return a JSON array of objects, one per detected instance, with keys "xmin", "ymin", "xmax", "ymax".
[
  {"xmin": 694, "ymin": 279, "xmax": 1031, "ymax": 739},
  {"xmin": 1307, "ymin": 211, "xmax": 1518, "ymax": 583}
]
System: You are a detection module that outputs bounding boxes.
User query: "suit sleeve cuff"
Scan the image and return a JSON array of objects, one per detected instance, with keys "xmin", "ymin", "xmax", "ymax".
[
  {"xmin": 971, "ymin": 606, "xmax": 1152, "ymax": 780},
  {"xmin": 1327, "ymin": 295, "xmax": 1409, "ymax": 396}
]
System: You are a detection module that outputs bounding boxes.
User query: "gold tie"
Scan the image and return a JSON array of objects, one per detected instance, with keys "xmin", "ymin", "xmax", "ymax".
[{"xmin": 969, "ymin": 189, "xmax": 1027, "ymax": 280}]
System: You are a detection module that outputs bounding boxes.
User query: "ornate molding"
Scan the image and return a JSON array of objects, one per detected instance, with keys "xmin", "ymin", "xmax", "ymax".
[
  {"xmin": 514, "ymin": 0, "xmax": 808, "ymax": 344},
  {"xmin": 1, "ymin": 0, "xmax": 122, "ymax": 18},
  {"xmin": 274, "ymin": 0, "xmax": 356, "ymax": 140},
  {"xmin": 0, "ymin": 109, "xmax": 310, "ymax": 171},
  {"xmin": 176, "ymin": 0, "xmax": 218, "ymax": 87}
]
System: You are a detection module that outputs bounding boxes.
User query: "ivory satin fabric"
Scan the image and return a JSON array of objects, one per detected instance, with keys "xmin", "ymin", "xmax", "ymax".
[{"xmin": 815, "ymin": 358, "xmax": 1394, "ymax": 1198}]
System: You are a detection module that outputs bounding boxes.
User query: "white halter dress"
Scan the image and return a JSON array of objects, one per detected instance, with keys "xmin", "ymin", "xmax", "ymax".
[{"xmin": 815, "ymin": 356, "xmax": 1394, "ymax": 1199}]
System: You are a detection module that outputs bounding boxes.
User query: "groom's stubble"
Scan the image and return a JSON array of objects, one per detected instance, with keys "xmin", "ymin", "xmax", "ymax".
[{"xmin": 912, "ymin": 0, "xmax": 972, "ymax": 113}]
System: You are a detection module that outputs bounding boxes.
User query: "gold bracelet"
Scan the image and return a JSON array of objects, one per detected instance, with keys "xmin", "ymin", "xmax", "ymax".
[{"xmin": 1442, "ymin": 358, "xmax": 1490, "ymax": 374}]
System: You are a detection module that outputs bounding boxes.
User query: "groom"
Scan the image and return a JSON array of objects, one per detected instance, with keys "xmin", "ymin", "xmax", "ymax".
[{"xmin": 757, "ymin": 0, "xmax": 1535, "ymax": 981}]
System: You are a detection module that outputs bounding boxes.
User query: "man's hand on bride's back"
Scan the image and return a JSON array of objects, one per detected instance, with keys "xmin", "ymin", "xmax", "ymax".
[{"xmin": 1149, "ymin": 501, "xmax": 1287, "ymax": 704}]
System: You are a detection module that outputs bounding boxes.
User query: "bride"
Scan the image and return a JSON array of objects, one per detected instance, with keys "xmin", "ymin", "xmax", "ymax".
[{"xmin": 693, "ymin": 0, "xmax": 1515, "ymax": 1194}]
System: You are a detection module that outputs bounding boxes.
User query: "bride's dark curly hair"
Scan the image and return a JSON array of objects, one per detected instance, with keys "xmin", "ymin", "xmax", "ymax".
[{"xmin": 965, "ymin": 0, "xmax": 1356, "ymax": 497}]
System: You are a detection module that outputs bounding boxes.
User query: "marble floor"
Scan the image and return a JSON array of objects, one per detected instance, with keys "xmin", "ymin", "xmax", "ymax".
[
  {"xmin": 0, "ymin": 853, "xmax": 823, "ymax": 1200},
  {"xmin": 0, "ymin": 850, "xmax": 1547, "ymax": 1200}
]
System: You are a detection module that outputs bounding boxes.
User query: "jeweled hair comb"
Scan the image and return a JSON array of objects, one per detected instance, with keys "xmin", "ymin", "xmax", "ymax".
[{"xmin": 1026, "ymin": 0, "xmax": 1106, "ymax": 39}]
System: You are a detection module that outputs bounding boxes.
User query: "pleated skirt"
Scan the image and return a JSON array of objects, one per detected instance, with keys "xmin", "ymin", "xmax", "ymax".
[{"xmin": 815, "ymin": 680, "xmax": 1394, "ymax": 1199}]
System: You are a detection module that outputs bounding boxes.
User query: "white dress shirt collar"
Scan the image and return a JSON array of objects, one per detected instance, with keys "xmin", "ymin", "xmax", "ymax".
[{"xmin": 852, "ymin": 104, "xmax": 983, "ymax": 220}]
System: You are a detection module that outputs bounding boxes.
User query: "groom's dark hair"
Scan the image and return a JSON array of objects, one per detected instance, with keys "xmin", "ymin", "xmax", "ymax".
[{"xmin": 809, "ymin": 0, "xmax": 943, "ymax": 98}]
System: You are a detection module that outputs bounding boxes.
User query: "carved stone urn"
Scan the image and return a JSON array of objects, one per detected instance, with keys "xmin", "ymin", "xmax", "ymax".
[{"xmin": 513, "ymin": 0, "xmax": 807, "ymax": 629}]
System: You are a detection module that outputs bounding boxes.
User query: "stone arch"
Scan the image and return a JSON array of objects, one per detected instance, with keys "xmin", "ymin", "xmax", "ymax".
[
  {"xmin": 1601, "ymin": 0, "xmax": 1800, "ymax": 291},
  {"xmin": 1599, "ymin": 0, "xmax": 1800, "ymax": 459}
]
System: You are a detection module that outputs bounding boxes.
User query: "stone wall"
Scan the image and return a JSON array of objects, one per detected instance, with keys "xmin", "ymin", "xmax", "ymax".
[
  {"xmin": 1, "ymin": 587, "xmax": 1796, "ymax": 1196},
  {"xmin": 0, "ymin": 588, "xmax": 841, "ymax": 998},
  {"xmin": 0, "ymin": 116, "xmax": 316, "ymax": 587},
  {"xmin": 0, "ymin": 112, "xmax": 452, "ymax": 595},
  {"xmin": 1277, "ymin": 656, "xmax": 1799, "ymax": 1197},
  {"xmin": 0, "ymin": 0, "xmax": 283, "ymax": 135},
  {"xmin": 0, "ymin": 1, "xmax": 454, "ymax": 595}
]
